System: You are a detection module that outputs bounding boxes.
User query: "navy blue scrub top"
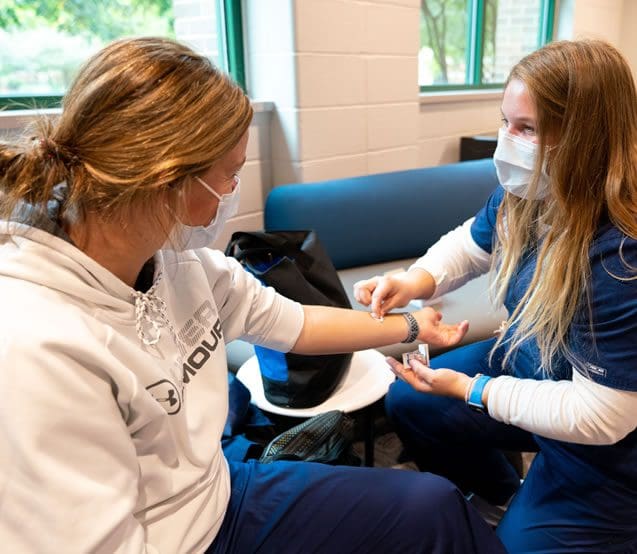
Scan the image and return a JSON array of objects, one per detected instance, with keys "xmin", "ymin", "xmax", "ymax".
[{"xmin": 470, "ymin": 186, "xmax": 637, "ymax": 524}]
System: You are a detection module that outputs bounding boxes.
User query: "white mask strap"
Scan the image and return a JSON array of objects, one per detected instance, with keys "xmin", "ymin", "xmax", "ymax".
[{"xmin": 195, "ymin": 176, "xmax": 222, "ymax": 201}]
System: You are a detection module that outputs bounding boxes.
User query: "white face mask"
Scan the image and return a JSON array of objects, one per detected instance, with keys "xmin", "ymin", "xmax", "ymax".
[
  {"xmin": 164, "ymin": 174, "xmax": 241, "ymax": 251},
  {"xmin": 493, "ymin": 127, "xmax": 550, "ymax": 199}
]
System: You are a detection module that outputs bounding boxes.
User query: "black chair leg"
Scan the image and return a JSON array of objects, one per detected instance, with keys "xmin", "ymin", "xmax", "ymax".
[{"xmin": 363, "ymin": 406, "xmax": 375, "ymax": 467}]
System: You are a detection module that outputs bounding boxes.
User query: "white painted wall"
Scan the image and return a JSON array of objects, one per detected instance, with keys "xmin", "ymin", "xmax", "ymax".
[
  {"xmin": 570, "ymin": 0, "xmax": 624, "ymax": 45},
  {"xmin": 621, "ymin": 0, "xmax": 637, "ymax": 79},
  {"xmin": 210, "ymin": 106, "xmax": 273, "ymax": 250},
  {"xmin": 245, "ymin": 0, "xmax": 422, "ymax": 184},
  {"xmin": 418, "ymin": 93, "xmax": 501, "ymax": 167}
]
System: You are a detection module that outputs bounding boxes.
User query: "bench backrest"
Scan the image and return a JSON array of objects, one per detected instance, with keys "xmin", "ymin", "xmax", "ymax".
[{"xmin": 265, "ymin": 158, "xmax": 499, "ymax": 270}]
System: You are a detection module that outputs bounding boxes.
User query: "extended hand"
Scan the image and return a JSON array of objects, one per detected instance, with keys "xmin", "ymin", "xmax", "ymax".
[
  {"xmin": 354, "ymin": 271, "xmax": 424, "ymax": 318},
  {"xmin": 386, "ymin": 356, "xmax": 471, "ymax": 399},
  {"xmin": 412, "ymin": 306, "xmax": 469, "ymax": 348}
]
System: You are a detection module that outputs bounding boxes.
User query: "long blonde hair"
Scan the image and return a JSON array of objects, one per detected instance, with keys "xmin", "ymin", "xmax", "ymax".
[
  {"xmin": 0, "ymin": 37, "xmax": 253, "ymax": 226},
  {"xmin": 492, "ymin": 39, "xmax": 637, "ymax": 375}
]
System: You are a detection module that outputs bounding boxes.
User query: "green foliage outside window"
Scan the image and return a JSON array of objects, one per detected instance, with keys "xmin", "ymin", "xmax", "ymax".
[
  {"xmin": 0, "ymin": 0, "xmax": 173, "ymax": 109},
  {"xmin": 0, "ymin": 0, "xmax": 173, "ymax": 41},
  {"xmin": 419, "ymin": 0, "xmax": 554, "ymax": 91},
  {"xmin": 0, "ymin": 0, "xmax": 245, "ymax": 110},
  {"xmin": 420, "ymin": 0, "xmax": 468, "ymax": 85}
]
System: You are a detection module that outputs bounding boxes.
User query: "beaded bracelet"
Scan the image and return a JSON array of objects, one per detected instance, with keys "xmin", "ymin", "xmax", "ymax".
[{"xmin": 401, "ymin": 312, "xmax": 419, "ymax": 343}]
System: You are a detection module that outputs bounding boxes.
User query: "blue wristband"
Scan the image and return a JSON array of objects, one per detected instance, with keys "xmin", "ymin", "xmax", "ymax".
[{"xmin": 467, "ymin": 374, "xmax": 491, "ymax": 412}]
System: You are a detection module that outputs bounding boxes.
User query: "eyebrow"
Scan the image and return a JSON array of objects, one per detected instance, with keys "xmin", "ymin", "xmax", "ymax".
[{"xmin": 500, "ymin": 110, "xmax": 535, "ymax": 124}]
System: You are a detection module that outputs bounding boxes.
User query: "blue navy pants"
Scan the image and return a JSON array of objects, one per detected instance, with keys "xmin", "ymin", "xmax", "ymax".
[
  {"xmin": 385, "ymin": 339, "xmax": 637, "ymax": 553},
  {"xmin": 207, "ymin": 459, "xmax": 505, "ymax": 553}
]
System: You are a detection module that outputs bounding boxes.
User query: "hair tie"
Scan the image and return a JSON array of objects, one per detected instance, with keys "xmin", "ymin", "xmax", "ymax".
[
  {"xmin": 38, "ymin": 138, "xmax": 56, "ymax": 160},
  {"xmin": 37, "ymin": 137, "xmax": 80, "ymax": 166}
]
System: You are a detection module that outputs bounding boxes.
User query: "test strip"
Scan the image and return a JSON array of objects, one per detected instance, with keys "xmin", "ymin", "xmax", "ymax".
[{"xmin": 402, "ymin": 343, "xmax": 430, "ymax": 368}]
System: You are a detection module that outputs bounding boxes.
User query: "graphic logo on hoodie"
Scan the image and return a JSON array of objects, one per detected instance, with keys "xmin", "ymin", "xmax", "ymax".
[{"xmin": 146, "ymin": 379, "xmax": 182, "ymax": 414}]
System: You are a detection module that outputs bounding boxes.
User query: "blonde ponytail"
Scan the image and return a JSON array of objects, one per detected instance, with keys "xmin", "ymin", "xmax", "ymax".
[{"xmin": 0, "ymin": 117, "xmax": 75, "ymax": 218}]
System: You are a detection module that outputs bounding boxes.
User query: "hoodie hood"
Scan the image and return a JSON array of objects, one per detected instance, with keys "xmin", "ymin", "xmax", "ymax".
[{"xmin": 0, "ymin": 183, "xmax": 148, "ymax": 319}]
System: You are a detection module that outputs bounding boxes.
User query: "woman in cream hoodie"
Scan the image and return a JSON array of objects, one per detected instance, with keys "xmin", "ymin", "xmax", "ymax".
[{"xmin": 0, "ymin": 37, "xmax": 503, "ymax": 553}]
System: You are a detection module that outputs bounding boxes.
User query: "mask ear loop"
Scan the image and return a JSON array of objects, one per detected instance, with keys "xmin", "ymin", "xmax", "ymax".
[
  {"xmin": 195, "ymin": 176, "xmax": 222, "ymax": 201},
  {"xmin": 161, "ymin": 185, "xmax": 191, "ymax": 251}
]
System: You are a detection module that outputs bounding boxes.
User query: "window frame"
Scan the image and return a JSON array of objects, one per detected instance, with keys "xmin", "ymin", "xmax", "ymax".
[
  {"xmin": 420, "ymin": 0, "xmax": 555, "ymax": 93},
  {"xmin": 0, "ymin": 0, "xmax": 246, "ymax": 111},
  {"xmin": 221, "ymin": 0, "xmax": 246, "ymax": 92}
]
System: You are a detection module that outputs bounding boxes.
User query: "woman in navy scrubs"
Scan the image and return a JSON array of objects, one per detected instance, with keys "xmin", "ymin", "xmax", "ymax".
[{"xmin": 356, "ymin": 39, "xmax": 637, "ymax": 553}]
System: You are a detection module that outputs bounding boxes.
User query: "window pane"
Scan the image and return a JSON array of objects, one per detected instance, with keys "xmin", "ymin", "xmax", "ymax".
[
  {"xmin": 0, "ymin": 0, "xmax": 228, "ymax": 105},
  {"xmin": 174, "ymin": 0, "xmax": 226, "ymax": 70},
  {"xmin": 419, "ymin": 0, "xmax": 469, "ymax": 87},
  {"xmin": 419, "ymin": 0, "xmax": 551, "ymax": 89},
  {"xmin": 482, "ymin": 0, "xmax": 542, "ymax": 84}
]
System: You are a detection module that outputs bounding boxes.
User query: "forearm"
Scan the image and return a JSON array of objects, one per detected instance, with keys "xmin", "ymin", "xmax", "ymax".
[
  {"xmin": 404, "ymin": 268, "xmax": 437, "ymax": 300},
  {"xmin": 292, "ymin": 305, "xmax": 412, "ymax": 355},
  {"xmin": 394, "ymin": 358, "xmax": 637, "ymax": 446},
  {"xmin": 485, "ymin": 370, "xmax": 637, "ymax": 445}
]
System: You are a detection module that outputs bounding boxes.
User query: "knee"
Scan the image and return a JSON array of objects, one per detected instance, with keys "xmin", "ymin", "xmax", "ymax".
[
  {"xmin": 391, "ymin": 473, "xmax": 504, "ymax": 553},
  {"xmin": 399, "ymin": 472, "xmax": 467, "ymax": 518},
  {"xmin": 417, "ymin": 473, "xmax": 463, "ymax": 504}
]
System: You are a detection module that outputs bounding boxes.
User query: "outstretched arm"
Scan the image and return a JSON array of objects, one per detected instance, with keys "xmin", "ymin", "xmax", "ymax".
[{"xmin": 291, "ymin": 305, "xmax": 468, "ymax": 355}]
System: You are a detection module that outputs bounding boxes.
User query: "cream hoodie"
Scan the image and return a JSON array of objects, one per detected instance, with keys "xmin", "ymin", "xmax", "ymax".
[{"xmin": 0, "ymin": 217, "xmax": 303, "ymax": 553}]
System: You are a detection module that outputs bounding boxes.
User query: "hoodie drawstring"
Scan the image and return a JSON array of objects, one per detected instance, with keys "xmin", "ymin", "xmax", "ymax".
[
  {"xmin": 133, "ymin": 288, "xmax": 170, "ymax": 346},
  {"xmin": 132, "ymin": 271, "xmax": 188, "ymax": 389},
  {"xmin": 132, "ymin": 270, "xmax": 180, "ymax": 349}
]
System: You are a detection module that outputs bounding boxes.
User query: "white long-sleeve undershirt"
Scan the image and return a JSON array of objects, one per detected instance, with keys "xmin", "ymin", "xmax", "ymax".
[
  {"xmin": 407, "ymin": 217, "xmax": 637, "ymax": 446},
  {"xmin": 409, "ymin": 217, "xmax": 491, "ymax": 300},
  {"xmin": 488, "ymin": 369, "xmax": 637, "ymax": 445}
]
